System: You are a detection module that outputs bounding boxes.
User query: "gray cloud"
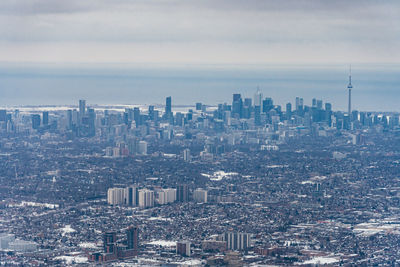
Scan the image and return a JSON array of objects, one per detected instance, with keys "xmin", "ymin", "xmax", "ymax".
[
  {"xmin": 0, "ymin": 0, "xmax": 96, "ymax": 15},
  {"xmin": 0, "ymin": 0, "xmax": 398, "ymax": 64}
]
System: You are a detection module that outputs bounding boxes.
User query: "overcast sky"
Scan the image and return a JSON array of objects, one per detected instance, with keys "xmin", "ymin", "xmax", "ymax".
[{"xmin": 0, "ymin": 0, "xmax": 399, "ymax": 65}]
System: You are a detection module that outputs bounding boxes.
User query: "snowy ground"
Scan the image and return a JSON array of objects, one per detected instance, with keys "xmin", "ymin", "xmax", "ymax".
[
  {"xmin": 147, "ymin": 217, "xmax": 173, "ymax": 222},
  {"xmin": 53, "ymin": 255, "xmax": 88, "ymax": 265},
  {"xmin": 8, "ymin": 201, "xmax": 59, "ymax": 209},
  {"xmin": 300, "ymin": 256, "xmax": 339, "ymax": 265},
  {"xmin": 202, "ymin": 171, "xmax": 239, "ymax": 181},
  {"xmin": 78, "ymin": 242, "xmax": 99, "ymax": 249},
  {"xmin": 146, "ymin": 240, "xmax": 176, "ymax": 247},
  {"xmin": 59, "ymin": 225, "xmax": 76, "ymax": 236},
  {"xmin": 353, "ymin": 218, "xmax": 400, "ymax": 237}
]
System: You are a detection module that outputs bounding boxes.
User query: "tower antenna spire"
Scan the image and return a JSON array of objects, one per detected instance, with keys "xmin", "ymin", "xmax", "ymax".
[{"xmin": 349, "ymin": 64, "xmax": 352, "ymax": 85}]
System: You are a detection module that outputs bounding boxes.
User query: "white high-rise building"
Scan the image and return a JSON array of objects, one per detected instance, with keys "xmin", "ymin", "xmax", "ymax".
[
  {"xmin": 223, "ymin": 232, "xmax": 251, "ymax": 251},
  {"xmin": 138, "ymin": 189, "xmax": 154, "ymax": 208},
  {"xmin": 157, "ymin": 188, "xmax": 176, "ymax": 205},
  {"xmin": 157, "ymin": 190, "xmax": 167, "ymax": 205},
  {"xmin": 193, "ymin": 189, "xmax": 208, "ymax": 203},
  {"xmin": 165, "ymin": 188, "xmax": 177, "ymax": 203},
  {"xmin": 107, "ymin": 188, "xmax": 125, "ymax": 205},
  {"xmin": 113, "ymin": 147, "xmax": 120, "ymax": 158},
  {"xmin": 138, "ymin": 141, "xmax": 148, "ymax": 155},
  {"xmin": 254, "ymin": 88, "xmax": 263, "ymax": 107}
]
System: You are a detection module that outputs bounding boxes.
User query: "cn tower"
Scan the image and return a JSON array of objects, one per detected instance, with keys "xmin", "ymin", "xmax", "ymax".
[{"xmin": 347, "ymin": 66, "xmax": 352, "ymax": 116}]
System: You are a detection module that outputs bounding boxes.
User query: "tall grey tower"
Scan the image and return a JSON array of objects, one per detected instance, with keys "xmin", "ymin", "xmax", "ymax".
[
  {"xmin": 254, "ymin": 86, "xmax": 263, "ymax": 107},
  {"xmin": 347, "ymin": 66, "xmax": 352, "ymax": 117}
]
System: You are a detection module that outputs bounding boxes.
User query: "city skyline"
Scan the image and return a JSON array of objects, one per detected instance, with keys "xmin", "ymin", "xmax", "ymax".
[{"xmin": 1, "ymin": 64, "xmax": 399, "ymax": 112}]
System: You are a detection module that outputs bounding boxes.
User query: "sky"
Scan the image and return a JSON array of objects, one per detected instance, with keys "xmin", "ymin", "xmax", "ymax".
[{"xmin": 0, "ymin": 0, "xmax": 399, "ymax": 65}]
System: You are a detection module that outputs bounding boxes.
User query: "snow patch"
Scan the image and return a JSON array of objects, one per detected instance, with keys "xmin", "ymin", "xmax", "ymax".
[
  {"xmin": 303, "ymin": 256, "xmax": 339, "ymax": 265},
  {"xmin": 202, "ymin": 171, "xmax": 239, "ymax": 181},
  {"xmin": 54, "ymin": 255, "xmax": 87, "ymax": 264},
  {"xmin": 78, "ymin": 242, "xmax": 98, "ymax": 249},
  {"xmin": 147, "ymin": 240, "xmax": 176, "ymax": 247},
  {"xmin": 59, "ymin": 225, "xmax": 76, "ymax": 236}
]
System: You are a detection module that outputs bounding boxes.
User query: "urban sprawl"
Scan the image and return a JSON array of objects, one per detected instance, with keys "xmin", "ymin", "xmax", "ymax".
[{"xmin": 1, "ymin": 81, "xmax": 400, "ymax": 266}]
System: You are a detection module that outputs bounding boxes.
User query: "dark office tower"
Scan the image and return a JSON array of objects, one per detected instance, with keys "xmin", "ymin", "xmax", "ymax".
[
  {"xmin": 186, "ymin": 110, "xmax": 193, "ymax": 121},
  {"xmin": 232, "ymin": 94, "xmax": 243, "ymax": 118},
  {"xmin": 347, "ymin": 66, "xmax": 352, "ymax": 118},
  {"xmin": 87, "ymin": 108, "xmax": 96, "ymax": 137},
  {"xmin": 244, "ymin": 98, "xmax": 252, "ymax": 108},
  {"xmin": 196, "ymin": 103, "xmax": 202, "ymax": 110},
  {"xmin": 0, "ymin": 110, "xmax": 6, "ymax": 122},
  {"xmin": 127, "ymin": 226, "xmax": 139, "ymax": 251},
  {"xmin": 215, "ymin": 104, "xmax": 223, "ymax": 120},
  {"xmin": 254, "ymin": 105, "xmax": 261, "ymax": 126},
  {"xmin": 153, "ymin": 110, "xmax": 160, "ymax": 122},
  {"xmin": 275, "ymin": 105, "xmax": 282, "ymax": 114},
  {"xmin": 233, "ymin": 93, "xmax": 241, "ymax": 102},
  {"xmin": 123, "ymin": 112, "xmax": 129, "ymax": 125},
  {"xmin": 325, "ymin": 103, "xmax": 332, "ymax": 112},
  {"xmin": 312, "ymin": 98, "xmax": 317, "ymax": 108},
  {"xmin": 126, "ymin": 186, "xmax": 138, "ymax": 206},
  {"xmin": 295, "ymin": 97, "xmax": 300, "ymax": 111},
  {"xmin": 286, "ymin": 102, "xmax": 292, "ymax": 113},
  {"xmin": 359, "ymin": 112, "xmax": 366, "ymax": 126},
  {"xmin": 176, "ymin": 184, "xmax": 189, "ymax": 202},
  {"xmin": 165, "ymin": 96, "xmax": 172, "ymax": 115},
  {"xmin": 67, "ymin": 110, "xmax": 73, "ymax": 129},
  {"xmin": 148, "ymin": 105, "xmax": 155, "ymax": 120},
  {"xmin": 133, "ymin": 107, "xmax": 141, "ymax": 126},
  {"xmin": 31, "ymin": 114, "xmax": 41, "ymax": 129},
  {"xmin": 42, "ymin": 111, "xmax": 49, "ymax": 125},
  {"xmin": 79, "ymin": 100, "xmax": 86, "ymax": 125},
  {"xmin": 79, "ymin": 100, "xmax": 86, "ymax": 116},
  {"xmin": 103, "ymin": 232, "xmax": 116, "ymax": 254},
  {"xmin": 286, "ymin": 103, "xmax": 292, "ymax": 119},
  {"xmin": 176, "ymin": 241, "xmax": 191, "ymax": 257},
  {"xmin": 262, "ymin": 98, "xmax": 274, "ymax": 113},
  {"xmin": 175, "ymin": 112, "xmax": 184, "ymax": 126}
]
